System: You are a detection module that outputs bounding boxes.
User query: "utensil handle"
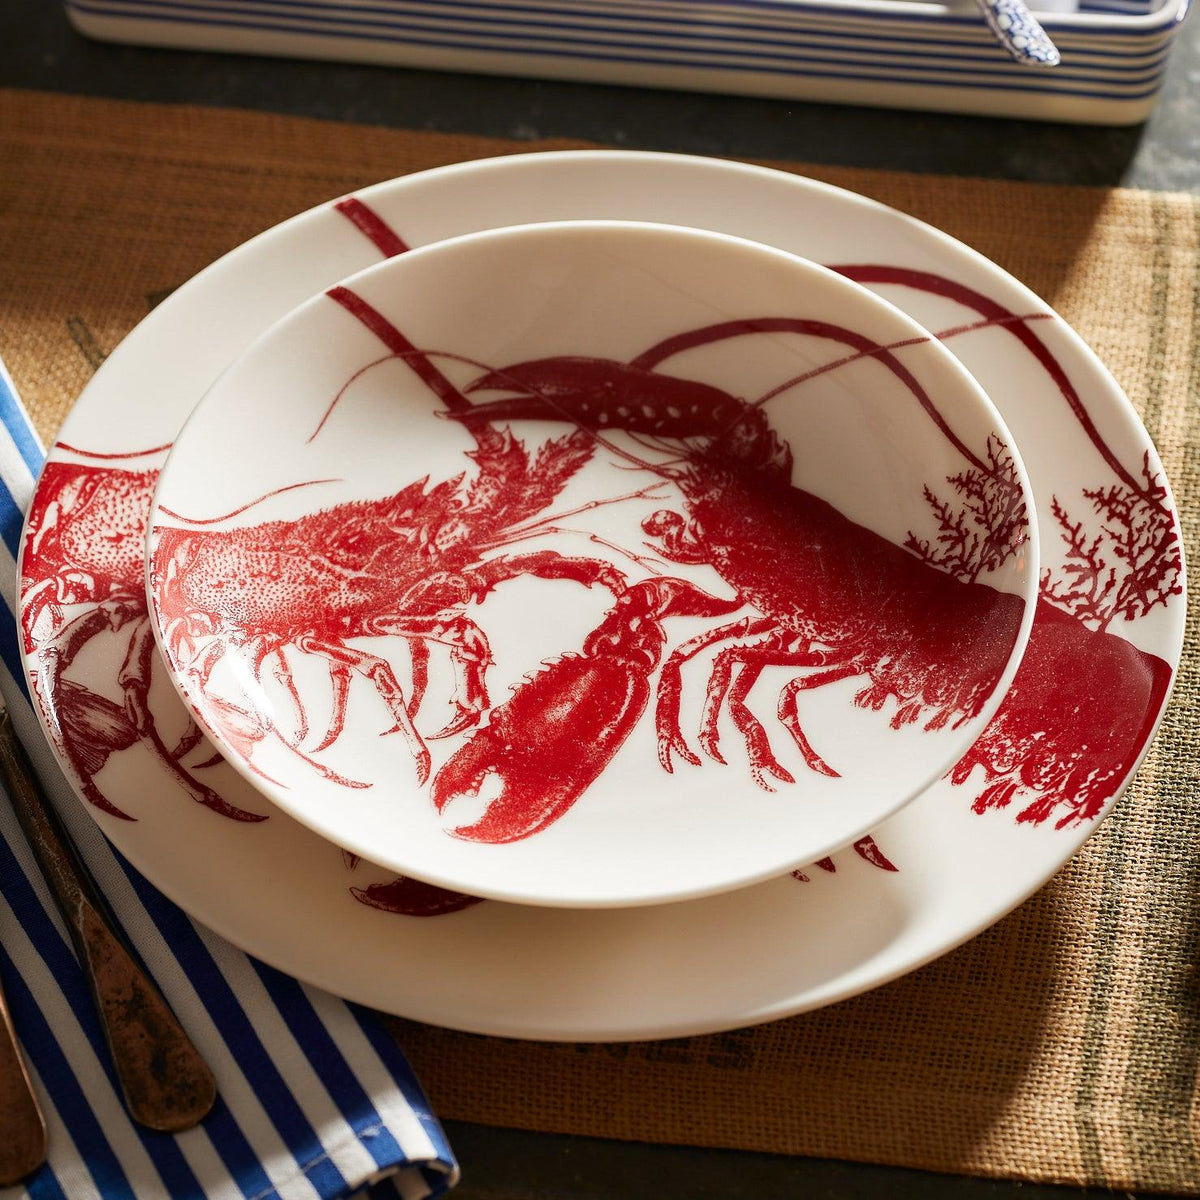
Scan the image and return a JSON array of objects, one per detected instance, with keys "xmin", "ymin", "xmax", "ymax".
[
  {"xmin": 976, "ymin": 0, "xmax": 1061, "ymax": 66},
  {"xmin": 0, "ymin": 972, "xmax": 45, "ymax": 1185},
  {"xmin": 0, "ymin": 711, "xmax": 216, "ymax": 1132}
]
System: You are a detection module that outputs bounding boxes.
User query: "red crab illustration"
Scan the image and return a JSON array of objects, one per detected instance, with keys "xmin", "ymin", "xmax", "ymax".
[{"xmin": 20, "ymin": 456, "xmax": 261, "ymax": 822}]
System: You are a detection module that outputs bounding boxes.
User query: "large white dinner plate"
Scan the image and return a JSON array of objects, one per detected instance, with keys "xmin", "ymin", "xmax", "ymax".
[{"xmin": 18, "ymin": 152, "xmax": 1184, "ymax": 1040}]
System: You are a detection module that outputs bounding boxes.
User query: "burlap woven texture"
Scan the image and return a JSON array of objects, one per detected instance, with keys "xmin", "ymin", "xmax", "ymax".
[{"xmin": 1, "ymin": 88, "xmax": 1197, "ymax": 1194}]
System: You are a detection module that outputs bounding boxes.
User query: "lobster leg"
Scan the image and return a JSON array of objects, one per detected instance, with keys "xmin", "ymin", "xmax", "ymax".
[
  {"xmin": 369, "ymin": 614, "xmax": 492, "ymax": 740},
  {"xmin": 270, "ymin": 645, "xmax": 308, "ymax": 744},
  {"xmin": 53, "ymin": 681, "xmax": 139, "ymax": 819},
  {"xmin": 349, "ymin": 875, "xmax": 484, "ymax": 917},
  {"xmin": 297, "ymin": 635, "xmax": 431, "ymax": 784},
  {"xmin": 312, "ymin": 661, "xmax": 353, "ymax": 754},
  {"xmin": 243, "ymin": 635, "xmax": 309, "ymax": 746},
  {"xmin": 468, "ymin": 551, "xmax": 626, "ymax": 598},
  {"xmin": 28, "ymin": 598, "xmax": 143, "ymax": 819},
  {"xmin": 778, "ymin": 663, "xmax": 861, "ymax": 777},
  {"xmin": 169, "ymin": 720, "xmax": 204, "ymax": 761},
  {"xmin": 197, "ymin": 686, "xmax": 369, "ymax": 790},
  {"xmin": 378, "ymin": 555, "xmax": 623, "ymax": 740},
  {"xmin": 37, "ymin": 601, "xmax": 136, "ymax": 739},
  {"xmin": 184, "ymin": 638, "xmax": 227, "ymax": 690},
  {"xmin": 407, "ymin": 638, "xmax": 430, "ymax": 720},
  {"xmin": 19, "ymin": 576, "xmax": 63, "ymax": 652},
  {"xmin": 118, "ymin": 617, "xmax": 267, "ymax": 821},
  {"xmin": 721, "ymin": 659, "xmax": 795, "ymax": 791},
  {"xmin": 699, "ymin": 635, "xmax": 849, "ymax": 787},
  {"xmin": 656, "ymin": 616, "xmax": 774, "ymax": 771}
]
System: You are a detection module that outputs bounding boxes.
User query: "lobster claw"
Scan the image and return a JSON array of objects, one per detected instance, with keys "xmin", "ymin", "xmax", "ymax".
[
  {"xmin": 459, "ymin": 357, "xmax": 745, "ymax": 439},
  {"xmin": 431, "ymin": 652, "xmax": 649, "ymax": 844},
  {"xmin": 430, "ymin": 577, "xmax": 740, "ymax": 844},
  {"xmin": 350, "ymin": 875, "xmax": 484, "ymax": 916}
]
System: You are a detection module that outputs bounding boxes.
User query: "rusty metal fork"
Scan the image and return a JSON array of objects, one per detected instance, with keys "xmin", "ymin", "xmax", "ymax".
[{"xmin": 0, "ymin": 708, "xmax": 217, "ymax": 1137}]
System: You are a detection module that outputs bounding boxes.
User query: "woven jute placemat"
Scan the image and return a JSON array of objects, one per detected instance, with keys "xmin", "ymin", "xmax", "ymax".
[{"xmin": 1, "ymin": 87, "xmax": 1197, "ymax": 1194}]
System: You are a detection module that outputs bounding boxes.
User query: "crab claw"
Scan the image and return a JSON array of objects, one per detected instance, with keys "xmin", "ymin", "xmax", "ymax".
[{"xmin": 431, "ymin": 652, "xmax": 649, "ymax": 844}]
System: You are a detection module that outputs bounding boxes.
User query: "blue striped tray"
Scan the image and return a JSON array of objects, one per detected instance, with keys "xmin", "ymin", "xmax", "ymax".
[{"xmin": 66, "ymin": 0, "xmax": 1191, "ymax": 128}]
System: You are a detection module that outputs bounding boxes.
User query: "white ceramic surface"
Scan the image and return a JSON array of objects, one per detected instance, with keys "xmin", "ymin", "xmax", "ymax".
[
  {"xmin": 145, "ymin": 221, "xmax": 1037, "ymax": 908},
  {"xmin": 18, "ymin": 152, "xmax": 1184, "ymax": 1039}
]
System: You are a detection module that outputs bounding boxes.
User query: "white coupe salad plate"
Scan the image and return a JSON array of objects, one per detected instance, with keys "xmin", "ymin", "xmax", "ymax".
[
  {"xmin": 145, "ymin": 220, "xmax": 1036, "ymax": 908},
  {"xmin": 17, "ymin": 151, "xmax": 1183, "ymax": 1040}
]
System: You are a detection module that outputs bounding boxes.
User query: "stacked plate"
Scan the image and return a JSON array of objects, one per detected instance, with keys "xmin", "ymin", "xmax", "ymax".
[
  {"xmin": 65, "ymin": 0, "xmax": 1191, "ymax": 125},
  {"xmin": 19, "ymin": 152, "xmax": 1184, "ymax": 1040}
]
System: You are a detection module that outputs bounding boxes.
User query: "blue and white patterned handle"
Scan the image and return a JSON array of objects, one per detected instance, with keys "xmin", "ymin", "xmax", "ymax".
[{"xmin": 977, "ymin": 0, "xmax": 1062, "ymax": 66}]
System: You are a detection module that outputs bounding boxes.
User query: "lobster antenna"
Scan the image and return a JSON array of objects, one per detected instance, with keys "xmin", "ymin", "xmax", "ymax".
[
  {"xmin": 397, "ymin": 348, "xmax": 686, "ymax": 483},
  {"xmin": 307, "ymin": 353, "xmax": 398, "ymax": 443},
  {"xmin": 326, "ymin": 286, "xmax": 473, "ymax": 414},
  {"xmin": 630, "ymin": 317, "xmax": 993, "ymax": 478},
  {"xmin": 158, "ymin": 478, "xmax": 343, "ymax": 526},
  {"xmin": 332, "ymin": 198, "xmax": 411, "ymax": 258},
  {"xmin": 833, "ymin": 264, "xmax": 1148, "ymax": 500},
  {"xmin": 323, "ymin": 287, "xmax": 676, "ymax": 480}
]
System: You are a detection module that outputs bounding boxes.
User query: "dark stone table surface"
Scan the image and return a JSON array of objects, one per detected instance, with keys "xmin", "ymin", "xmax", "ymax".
[{"xmin": 3, "ymin": 3, "xmax": 1197, "ymax": 1196}]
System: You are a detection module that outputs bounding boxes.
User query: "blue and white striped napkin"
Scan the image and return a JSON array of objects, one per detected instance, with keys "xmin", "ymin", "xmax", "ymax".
[{"xmin": 0, "ymin": 355, "xmax": 458, "ymax": 1199}]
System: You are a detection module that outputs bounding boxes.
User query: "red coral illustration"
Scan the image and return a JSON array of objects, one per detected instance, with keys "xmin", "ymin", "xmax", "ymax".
[
  {"xmin": 904, "ymin": 434, "xmax": 1028, "ymax": 583},
  {"xmin": 1041, "ymin": 452, "xmax": 1182, "ymax": 630}
]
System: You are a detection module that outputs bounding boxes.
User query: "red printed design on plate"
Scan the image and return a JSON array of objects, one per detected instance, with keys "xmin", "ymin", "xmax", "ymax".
[
  {"xmin": 834, "ymin": 267, "xmax": 1178, "ymax": 829},
  {"xmin": 149, "ymin": 283, "xmax": 1031, "ymax": 850},
  {"xmin": 19, "ymin": 200, "xmax": 1180, "ymax": 922}
]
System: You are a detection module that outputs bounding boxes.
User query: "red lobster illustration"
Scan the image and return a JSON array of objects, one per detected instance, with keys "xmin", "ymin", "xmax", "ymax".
[
  {"xmin": 23, "ymin": 192, "xmax": 1179, "ymax": 930},
  {"xmin": 20, "ymin": 449, "xmax": 489, "ymax": 914},
  {"xmin": 427, "ymin": 319, "xmax": 1030, "ymax": 839},
  {"xmin": 150, "ymin": 288, "xmax": 741, "ymax": 837}
]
